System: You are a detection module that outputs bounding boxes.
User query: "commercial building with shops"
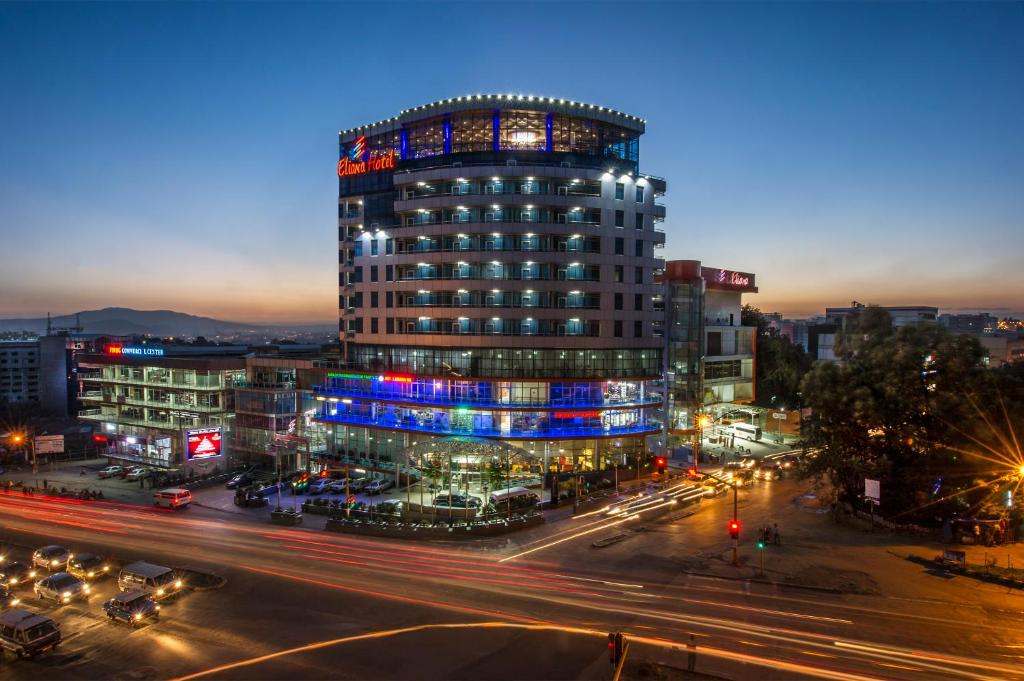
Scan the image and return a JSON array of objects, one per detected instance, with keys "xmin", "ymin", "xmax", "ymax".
[
  {"xmin": 318, "ymin": 94, "xmax": 667, "ymax": 478},
  {"xmin": 233, "ymin": 353, "xmax": 330, "ymax": 472},
  {"xmin": 658, "ymin": 260, "xmax": 758, "ymax": 453},
  {"xmin": 77, "ymin": 344, "xmax": 244, "ymax": 472}
]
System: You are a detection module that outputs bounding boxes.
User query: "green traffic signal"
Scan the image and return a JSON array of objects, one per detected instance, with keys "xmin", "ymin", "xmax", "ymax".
[{"xmin": 757, "ymin": 540, "xmax": 765, "ymax": 550}]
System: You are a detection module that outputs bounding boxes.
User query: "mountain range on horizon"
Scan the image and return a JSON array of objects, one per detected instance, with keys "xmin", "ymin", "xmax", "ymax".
[{"xmin": 0, "ymin": 307, "xmax": 335, "ymax": 337}]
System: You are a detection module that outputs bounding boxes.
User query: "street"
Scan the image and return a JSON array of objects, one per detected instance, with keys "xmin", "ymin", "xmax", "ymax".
[{"xmin": 0, "ymin": 474, "xmax": 1022, "ymax": 680}]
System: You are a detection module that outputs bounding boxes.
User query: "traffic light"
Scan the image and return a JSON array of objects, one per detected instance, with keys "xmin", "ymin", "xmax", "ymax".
[
  {"xmin": 608, "ymin": 632, "xmax": 624, "ymax": 665},
  {"xmin": 655, "ymin": 456, "xmax": 667, "ymax": 474},
  {"xmin": 728, "ymin": 518, "xmax": 741, "ymax": 540},
  {"xmin": 757, "ymin": 538, "xmax": 765, "ymax": 550}
]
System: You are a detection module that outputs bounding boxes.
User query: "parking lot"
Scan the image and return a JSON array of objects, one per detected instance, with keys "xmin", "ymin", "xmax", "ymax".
[{"xmin": 0, "ymin": 537, "xmax": 221, "ymax": 676}]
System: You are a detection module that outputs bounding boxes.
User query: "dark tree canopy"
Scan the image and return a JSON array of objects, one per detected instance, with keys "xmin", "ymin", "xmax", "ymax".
[{"xmin": 798, "ymin": 305, "xmax": 1015, "ymax": 521}]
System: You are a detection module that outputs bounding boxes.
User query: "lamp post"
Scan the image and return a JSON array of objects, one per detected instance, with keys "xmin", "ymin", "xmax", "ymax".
[
  {"xmin": 10, "ymin": 431, "xmax": 38, "ymax": 489},
  {"xmin": 694, "ymin": 414, "xmax": 712, "ymax": 474}
]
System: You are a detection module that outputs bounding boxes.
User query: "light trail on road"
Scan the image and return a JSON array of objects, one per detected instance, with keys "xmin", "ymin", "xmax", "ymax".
[
  {"xmin": 2, "ymin": 488, "xmax": 1021, "ymax": 680},
  {"xmin": 168, "ymin": 621, "xmax": 886, "ymax": 681}
]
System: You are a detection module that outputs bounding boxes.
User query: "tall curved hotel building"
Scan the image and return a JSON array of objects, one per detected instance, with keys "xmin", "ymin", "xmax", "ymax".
[{"xmin": 319, "ymin": 95, "xmax": 667, "ymax": 472}]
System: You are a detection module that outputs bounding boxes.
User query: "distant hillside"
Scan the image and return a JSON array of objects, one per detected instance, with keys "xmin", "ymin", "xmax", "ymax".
[{"xmin": 0, "ymin": 308, "xmax": 334, "ymax": 337}]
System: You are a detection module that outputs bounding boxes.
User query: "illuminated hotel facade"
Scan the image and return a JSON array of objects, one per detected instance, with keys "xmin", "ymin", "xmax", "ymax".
[{"xmin": 316, "ymin": 95, "xmax": 667, "ymax": 473}]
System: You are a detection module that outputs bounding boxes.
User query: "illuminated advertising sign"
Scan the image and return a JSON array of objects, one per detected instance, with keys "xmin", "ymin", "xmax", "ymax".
[
  {"xmin": 327, "ymin": 372, "xmax": 413, "ymax": 383},
  {"xmin": 185, "ymin": 426, "xmax": 223, "ymax": 460},
  {"xmin": 105, "ymin": 345, "xmax": 165, "ymax": 357},
  {"xmin": 715, "ymin": 269, "xmax": 751, "ymax": 287},
  {"xmin": 554, "ymin": 411, "xmax": 602, "ymax": 419},
  {"xmin": 337, "ymin": 135, "xmax": 396, "ymax": 177}
]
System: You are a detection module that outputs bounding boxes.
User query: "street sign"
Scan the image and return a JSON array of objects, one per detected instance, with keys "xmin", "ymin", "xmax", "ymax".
[
  {"xmin": 771, "ymin": 413, "xmax": 787, "ymax": 420},
  {"xmin": 865, "ymin": 478, "xmax": 881, "ymax": 503},
  {"xmin": 34, "ymin": 435, "xmax": 64, "ymax": 454}
]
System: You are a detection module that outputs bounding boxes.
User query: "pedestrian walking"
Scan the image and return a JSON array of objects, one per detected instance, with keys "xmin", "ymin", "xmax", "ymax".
[
  {"xmin": 773, "ymin": 522, "xmax": 781, "ymax": 545},
  {"xmin": 686, "ymin": 634, "xmax": 697, "ymax": 672}
]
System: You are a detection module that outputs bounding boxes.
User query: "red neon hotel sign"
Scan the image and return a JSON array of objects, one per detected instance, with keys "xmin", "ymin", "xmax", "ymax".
[{"xmin": 338, "ymin": 135, "xmax": 396, "ymax": 177}]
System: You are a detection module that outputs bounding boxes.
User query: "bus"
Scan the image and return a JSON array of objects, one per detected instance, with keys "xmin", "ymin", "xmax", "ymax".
[{"xmin": 728, "ymin": 423, "xmax": 762, "ymax": 441}]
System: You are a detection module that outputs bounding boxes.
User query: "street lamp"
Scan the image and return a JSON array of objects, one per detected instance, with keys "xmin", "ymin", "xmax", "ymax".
[
  {"xmin": 7, "ymin": 430, "xmax": 38, "ymax": 488},
  {"xmin": 694, "ymin": 414, "xmax": 712, "ymax": 473}
]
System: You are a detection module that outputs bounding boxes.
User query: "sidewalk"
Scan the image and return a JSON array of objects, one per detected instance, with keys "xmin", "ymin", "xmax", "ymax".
[{"xmin": 0, "ymin": 457, "xmax": 158, "ymax": 505}]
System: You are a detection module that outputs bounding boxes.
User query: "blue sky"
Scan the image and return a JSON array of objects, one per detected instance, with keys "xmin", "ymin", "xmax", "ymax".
[{"xmin": 1, "ymin": 1, "xmax": 1021, "ymax": 322}]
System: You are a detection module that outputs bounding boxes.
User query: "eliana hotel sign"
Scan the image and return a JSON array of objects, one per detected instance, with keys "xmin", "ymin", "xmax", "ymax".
[
  {"xmin": 337, "ymin": 134, "xmax": 396, "ymax": 177},
  {"xmin": 703, "ymin": 266, "xmax": 757, "ymax": 292}
]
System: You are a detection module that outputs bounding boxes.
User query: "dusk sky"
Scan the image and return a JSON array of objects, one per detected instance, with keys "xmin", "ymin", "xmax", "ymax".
[{"xmin": 1, "ymin": 2, "xmax": 1021, "ymax": 323}]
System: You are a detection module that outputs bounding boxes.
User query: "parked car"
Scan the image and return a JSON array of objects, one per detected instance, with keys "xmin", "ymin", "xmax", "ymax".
[
  {"xmin": 32, "ymin": 546, "xmax": 71, "ymax": 571},
  {"xmin": 125, "ymin": 467, "xmax": 149, "ymax": 481},
  {"xmin": 67, "ymin": 553, "xmax": 111, "ymax": 581},
  {"xmin": 0, "ymin": 562, "xmax": 37, "ymax": 588},
  {"xmin": 0, "ymin": 609, "xmax": 61, "ymax": 657},
  {"xmin": 97, "ymin": 465, "xmax": 124, "ymax": 479},
  {"xmin": 225, "ymin": 473, "xmax": 254, "ymax": 490},
  {"xmin": 0, "ymin": 584, "xmax": 21, "ymax": 609},
  {"xmin": 103, "ymin": 590, "xmax": 160, "ymax": 626},
  {"xmin": 34, "ymin": 572, "xmax": 90, "ymax": 605},
  {"xmin": 364, "ymin": 478, "xmax": 394, "ymax": 495},
  {"xmin": 308, "ymin": 478, "xmax": 333, "ymax": 495},
  {"xmin": 433, "ymin": 493, "xmax": 481, "ymax": 508}
]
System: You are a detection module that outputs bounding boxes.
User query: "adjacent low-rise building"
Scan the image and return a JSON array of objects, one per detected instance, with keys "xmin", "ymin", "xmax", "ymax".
[
  {"xmin": 658, "ymin": 260, "xmax": 758, "ymax": 452},
  {"xmin": 77, "ymin": 344, "xmax": 244, "ymax": 472}
]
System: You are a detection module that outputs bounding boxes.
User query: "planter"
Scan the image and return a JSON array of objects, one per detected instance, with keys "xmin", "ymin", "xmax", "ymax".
[{"xmin": 271, "ymin": 510, "xmax": 303, "ymax": 526}]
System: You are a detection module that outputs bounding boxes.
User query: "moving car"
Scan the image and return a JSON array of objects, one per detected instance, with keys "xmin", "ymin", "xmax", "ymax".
[
  {"xmin": 0, "ymin": 609, "xmax": 61, "ymax": 658},
  {"xmin": 34, "ymin": 572, "xmax": 90, "ymax": 605},
  {"xmin": 364, "ymin": 478, "xmax": 394, "ymax": 495},
  {"xmin": 153, "ymin": 488, "xmax": 191, "ymax": 509},
  {"xmin": 32, "ymin": 546, "xmax": 71, "ymax": 571},
  {"xmin": 0, "ymin": 584, "xmax": 21, "ymax": 609},
  {"xmin": 67, "ymin": 553, "xmax": 111, "ymax": 581},
  {"xmin": 118, "ymin": 562, "xmax": 183, "ymax": 600},
  {"xmin": 97, "ymin": 465, "xmax": 124, "ymax": 479},
  {"xmin": 754, "ymin": 463, "xmax": 783, "ymax": 481},
  {"xmin": 0, "ymin": 563, "xmax": 37, "ymax": 588},
  {"xmin": 103, "ymin": 590, "xmax": 160, "ymax": 626}
]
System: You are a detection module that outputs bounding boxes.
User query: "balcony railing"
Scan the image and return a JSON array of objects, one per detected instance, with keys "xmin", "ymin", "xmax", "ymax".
[
  {"xmin": 78, "ymin": 394, "xmax": 226, "ymax": 413},
  {"xmin": 313, "ymin": 386, "xmax": 661, "ymax": 411},
  {"xmin": 78, "ymin": 409, "xmax": 214, "ymax": 431},
  {"xmin": 78, "ymin": 375, "xmax": 234, "ymax": 390}
]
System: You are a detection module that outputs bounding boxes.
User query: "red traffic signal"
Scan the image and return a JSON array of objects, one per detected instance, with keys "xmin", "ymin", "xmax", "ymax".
[
  {"xmin": 728, "ymin": 518, "xmax": 741, "ymax": 539},
  {"xmin": 655, "ymin": 456, "xmax": 667, "ymax": 472},
  {"xmin": 607, "ymin": 632, "xmax": 624, "ymax": 665}
]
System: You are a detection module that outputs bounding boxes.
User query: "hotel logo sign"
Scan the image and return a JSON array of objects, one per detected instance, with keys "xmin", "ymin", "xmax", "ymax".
[
  {"xmin": 715, "ymin": 269, "xmax": 752, "ymax": 287},
  {"xmin": 338, "ymin": 134, "xmax": 396, "ymax": 177}
]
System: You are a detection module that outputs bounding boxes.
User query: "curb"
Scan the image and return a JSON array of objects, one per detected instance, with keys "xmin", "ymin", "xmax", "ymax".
[{"xmin": 683, "ymin": 570, "xmax": 845, "ymax": 594}]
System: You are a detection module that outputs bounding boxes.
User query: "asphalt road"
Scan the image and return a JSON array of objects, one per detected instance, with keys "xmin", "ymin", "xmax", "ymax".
[{"xmin": 0, "ymin": 480, "xmax": 1020, "ymax": 681}]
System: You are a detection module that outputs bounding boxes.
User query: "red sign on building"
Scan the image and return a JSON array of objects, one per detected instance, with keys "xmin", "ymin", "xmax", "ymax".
[{"xmin": 186, "ymin": 427, "xmax": 222, "ymax": 460}]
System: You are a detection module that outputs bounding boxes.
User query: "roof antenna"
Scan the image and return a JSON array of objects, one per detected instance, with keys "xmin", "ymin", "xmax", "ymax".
[{"xmin": 46, "ymin": 312, "xmax": 51, "ymax": 336}]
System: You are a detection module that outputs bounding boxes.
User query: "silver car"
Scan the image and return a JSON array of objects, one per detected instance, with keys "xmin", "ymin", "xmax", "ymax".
[
  {"xmin": 34, "ymin": 572, "xmax": 90, "ymax": 605},
  {"xmin": 32, "ymin": 546, "xmax": 71, "ymax": 571}
]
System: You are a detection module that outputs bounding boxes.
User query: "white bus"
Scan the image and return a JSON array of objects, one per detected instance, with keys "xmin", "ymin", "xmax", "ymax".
[{"xmin": 728, "ymin": 423, "xmax": 762, "ymax": 441}]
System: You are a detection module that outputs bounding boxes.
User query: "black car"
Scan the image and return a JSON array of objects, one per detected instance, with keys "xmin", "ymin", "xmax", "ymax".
[
  {"xmin": 67, "ymin": 553, "xmax": 111, "ymax": 581},
  {"xmin": 0, "ymin": 583, "xmax": 22, "ymax": 609},
  {"xmin": 103, "ymin": 590, "xmax": 160, "ymax": 626},
  {"xmin": 225, "ymin": 473, "xmax": 254, "ymax": 490},
  {"xmin": 0, "ymin": 562, "xmax": 38, "ymax": 588}
]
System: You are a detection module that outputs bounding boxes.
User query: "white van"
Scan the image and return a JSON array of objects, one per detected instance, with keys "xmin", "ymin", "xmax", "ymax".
[
  {"xmin": 118, "ymin": 562, "xmax": 183, "ymax": 600},
  {"xmin": 153, "ymin": 488, "xmax": 191, "ymax": 509},
  {"xmin": 489, "ymin": 486, "xmax": 539, "ymax": 510}
]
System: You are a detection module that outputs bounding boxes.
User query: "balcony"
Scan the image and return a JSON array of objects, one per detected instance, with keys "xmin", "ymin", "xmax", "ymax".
[
  {"xmin": 78, "ymin": 394, "xmax": 227, "ymax": 413},
  {"xmin": 78, "ymin": 409, "xmax": 208, "ymax": 432},
  {"xmin": 78, "ymin": 375, "xmax": 232, "ymax": 390},
  {"xmin": 314, "ymin": 410, "xmax": 660, "ymax": 440}
]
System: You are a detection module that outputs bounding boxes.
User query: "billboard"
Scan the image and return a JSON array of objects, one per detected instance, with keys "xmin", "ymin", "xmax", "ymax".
[
  {"xmin": 185, "ymin": 427, "xmax": 223, "ymax": 460},
  {"xmin": 34, "ymin": 435, "xmax": 65, "ymax": 454}
]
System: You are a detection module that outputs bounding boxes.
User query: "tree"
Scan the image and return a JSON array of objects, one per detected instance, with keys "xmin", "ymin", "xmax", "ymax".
[
  {"xmin": 799, "ymin": 306, "xmax": 998, "ymax": 520},
  {"xmin": 742, "ymin": 304, "xmax": 812, "ymax": 408}
]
